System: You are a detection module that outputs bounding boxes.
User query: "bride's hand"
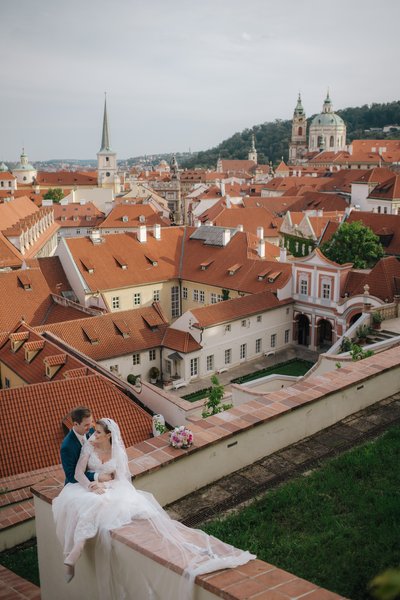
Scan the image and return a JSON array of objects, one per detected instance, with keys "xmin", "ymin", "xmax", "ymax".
[{"xmin": 88, "ymin": 482, "xmax": 106, "ymax": 494}]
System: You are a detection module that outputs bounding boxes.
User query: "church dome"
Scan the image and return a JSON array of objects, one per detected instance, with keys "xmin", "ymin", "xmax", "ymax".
[
  {"xmin": 0, "ymin": 162, "xmax": 9, "ymax": 172},
  {"xmin": 311, "ymin": 112, "xmax": 345, "ymax": 128}
]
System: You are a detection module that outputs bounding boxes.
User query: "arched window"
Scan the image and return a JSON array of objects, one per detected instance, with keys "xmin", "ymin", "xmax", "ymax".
[
  {"xmin": 318, "ymin": 135, "xmax": 324, "ymax": 147},
  {"xmin": 330, "ymin": 136, "xmax": 334, "ymax": 147},
  {"xmin": 298, "ymin": 126, "xmax": 303, "ymax": 136}
]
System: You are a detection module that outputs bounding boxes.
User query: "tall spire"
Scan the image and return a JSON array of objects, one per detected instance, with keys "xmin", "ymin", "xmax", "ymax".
[
  {"xmin": 100, "ymin": 93, "xmax": 111, "ymax": 152},
  {"xmin": 295, "ymin": 92, "xmax": 304, "ymax": 115},
  {"xmin": 323, "ymin": 88, "xmax": 332, "ymax": 113}
]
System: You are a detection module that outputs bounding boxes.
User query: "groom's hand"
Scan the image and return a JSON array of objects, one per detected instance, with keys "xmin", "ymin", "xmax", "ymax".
[{"xmin": 98, "ymin": 473, "xmax": 113, "ymax": 482}]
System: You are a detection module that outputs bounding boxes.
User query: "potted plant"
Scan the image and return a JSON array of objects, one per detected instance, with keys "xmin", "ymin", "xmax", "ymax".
[
  {"xmin": 355, "ymin": 324, "xmax": 372, "ymax": 345},
  {"xmin": 372, "ymin": 311, "xmax": 383, "ymax": 330},
  {"xmin": 149, "ymin": 366, "xmax": 160, "ymax": 384}
]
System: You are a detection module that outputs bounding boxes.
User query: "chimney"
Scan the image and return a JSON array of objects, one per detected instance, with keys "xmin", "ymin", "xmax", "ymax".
[
  {"xmin": 279, "ymin": 246, "xmax": 287, "ymax": 262},
  {"xmin": 220, "ymin": 180, "xmax": 225, "ymax": 196},
  {"xmin": 222, "ymin": 229, "xmax": 231, "ymax": 246},
  {"xmin": 257, "ymin": 226, "xmax": 264, "ymax": 240},
  {"xmin": 137, "ymin": 225, "xmax": 147, "ymax": 243},
  {"xmin": 90, "ymin": 229, "xmax": 101, "ymax": 244},
  {"xmin": 237, "ymin": 224, "xmax": 243, "ymax": 232},
  {"xmin": 258, "ymin": 240, "xmax": 265, "ymax": 258},
  {"xmin": 153, "ymin": 223, "xmax": 161, "ymax": 240},
  {"xmin": 226, "ymin": 195, "xmax": 231, "ymax": 208}
]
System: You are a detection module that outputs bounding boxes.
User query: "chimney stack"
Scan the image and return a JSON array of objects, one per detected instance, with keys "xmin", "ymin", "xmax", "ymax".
[
  {"xmin": 222, "ymin": 229, "xmax": 231, "ymax": 246},
  {"xmin": 257, "ymin": 226, "xmax": 264, "ymax": 240},
  {"xmin": 137, "ymin": 225, "xmax": 147, "ymax": 243},
  {"xmin": 237, "ymin": 224, "xmax": 243, "ymax": 232},
  {"xmin": 153, "ymin": 223, "xmax": 161, "ymax": 240},
  {"xmin": 279, "ymin": 246, "xmax": 287, "ymax": 262},
  {"xmin": 220, "ymin": 180, "xmax": 225, "ymax": 196},
  {"xmin": 258, "ymin": 240, "xmax": 265, "ymax": 258}
]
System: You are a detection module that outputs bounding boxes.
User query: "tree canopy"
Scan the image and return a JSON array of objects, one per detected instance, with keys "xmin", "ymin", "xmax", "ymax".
[
  {"xmin": 43, "ymin": 187, "xmax": 64, "ymax": 202},
  {"xmin": 320, "ymin": 221, "xmax": 384, "ymax": 269}
]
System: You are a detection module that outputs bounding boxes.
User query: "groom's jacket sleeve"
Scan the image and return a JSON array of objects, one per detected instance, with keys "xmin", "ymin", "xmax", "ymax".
[{"xmin": 61, "ymin": 442, "xmax": 95, "ymax": 484}]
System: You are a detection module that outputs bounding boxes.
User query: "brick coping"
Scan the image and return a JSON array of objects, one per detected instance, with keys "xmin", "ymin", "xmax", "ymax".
[{"xmin": 0, "ymin": 564, "xmax": 41, "ymax": 599}]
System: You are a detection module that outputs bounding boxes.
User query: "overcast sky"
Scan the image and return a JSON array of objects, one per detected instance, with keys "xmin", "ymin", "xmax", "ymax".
[{"xmin": 1, "ymin": 0, "xmax": 399, "ymax": 161}]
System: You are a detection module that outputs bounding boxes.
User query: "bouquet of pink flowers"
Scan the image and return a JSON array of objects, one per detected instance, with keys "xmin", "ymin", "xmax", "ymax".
[{"xmin": 169, "ymin": 426, "xmax": 194, "ymax": 449}]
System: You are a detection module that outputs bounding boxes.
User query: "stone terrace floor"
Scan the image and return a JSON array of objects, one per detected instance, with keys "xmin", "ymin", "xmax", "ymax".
[{"xmin": 166, "ymin": 391, "xmax": 400, "ymax": 526}]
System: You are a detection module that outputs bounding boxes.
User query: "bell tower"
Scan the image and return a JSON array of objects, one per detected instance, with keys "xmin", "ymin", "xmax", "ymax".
[
  {"xmin": 248, "ymin": 133, "xmax": 258, "ymax": 164},
  {"xmin": 289, "ymin": 93, "xmax": 308, "ymax": 164},
  {"xmin": 97, "ymin": 94, "xmax": 117, "ymax": 189}
]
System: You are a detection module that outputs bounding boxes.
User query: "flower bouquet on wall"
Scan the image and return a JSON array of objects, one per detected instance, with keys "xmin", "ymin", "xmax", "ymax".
[{"xmin": 169, "ymin": 426, "xmax": 193, "ymax": 449}]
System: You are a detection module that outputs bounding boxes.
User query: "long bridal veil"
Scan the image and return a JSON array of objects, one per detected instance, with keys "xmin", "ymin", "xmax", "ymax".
[{"xmin": 90, "ymin": 419, "xmax": 256, "ymax": 600}]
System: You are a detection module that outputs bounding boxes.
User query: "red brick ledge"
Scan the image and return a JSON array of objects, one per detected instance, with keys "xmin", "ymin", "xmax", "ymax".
[{"xmin": 0, "ymin": 565, "xmax": 41, "ymax": 599}]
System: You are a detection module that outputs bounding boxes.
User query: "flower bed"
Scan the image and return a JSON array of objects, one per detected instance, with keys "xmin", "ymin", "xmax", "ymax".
[{"xmin": 230, "ymin": 359, "xmax": 314, "ymax": 385}]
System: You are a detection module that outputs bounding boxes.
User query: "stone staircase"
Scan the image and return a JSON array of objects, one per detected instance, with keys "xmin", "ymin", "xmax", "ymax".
[{"xmin": 367, "ymin": 328, "xmax": 400, "ymax": 344}]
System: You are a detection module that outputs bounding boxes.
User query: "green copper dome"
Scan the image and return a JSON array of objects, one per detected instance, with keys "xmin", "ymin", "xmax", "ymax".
[{"xmin": 311, "ymin": 112, "xmax": 345, "ymax": 127}]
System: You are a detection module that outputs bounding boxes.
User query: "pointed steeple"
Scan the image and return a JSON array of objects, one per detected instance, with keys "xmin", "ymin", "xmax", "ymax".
[
  {"xmin": 100, "ymin": 93, "xmax": 111, "ymax": 152},
  {"xmin": 294, "ymin": 92, "xmax": 304, "ymax": 115},
  {"xmin": 323, "ymin": 89, "xmax": 332, "ymax": 113}
]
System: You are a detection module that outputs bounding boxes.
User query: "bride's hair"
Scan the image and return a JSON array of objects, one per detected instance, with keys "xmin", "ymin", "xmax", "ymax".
[{"xmin": 97, "ymin": 419, "xmax": 112, "ymax": 444}]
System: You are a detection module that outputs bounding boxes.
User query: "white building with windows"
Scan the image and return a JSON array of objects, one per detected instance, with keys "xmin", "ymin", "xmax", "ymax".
[{"xmin": 308, "ymin": 92, "xmax": 347, "ymax": 153}]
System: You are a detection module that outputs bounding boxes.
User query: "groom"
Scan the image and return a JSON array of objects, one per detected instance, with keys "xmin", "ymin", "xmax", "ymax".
[{"xmin": 61, "ymin": 405, "xmax": 112, "ymax": 486}]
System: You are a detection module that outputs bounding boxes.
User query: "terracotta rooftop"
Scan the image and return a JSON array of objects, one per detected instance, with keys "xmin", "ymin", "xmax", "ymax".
[
  {"xmin": 352, "ymin": 166, "xmax": 394, "ymax": 185},
  {"xmin": 0, "ymin": 373, "xmax": 153, "ymax": 478},
  {"xmin": 53, "ymin": 201, "xmax": 105, "ymax": 227},
  {"xmin": 287, "ymin": 191, "xmax": 348, "ymax": 213},
  {"xmin": 190, "ymin": 291, "xmax": 292, "ymax": 328},
  {"xmin": 207, "ymin": 206, "xmax": 282, "ymax": 238},
  {"xmin": 218, "ymin": 159, "xmax": 256, "ymax": 173},
  {"xmin": 368, "ymin": 174, "xmax": 400, "ymax": 201},
  {"xmin": 34, "ymin": 304, "xmax": 169, "ymax": 361},
  {"xmin": 162, "ymin": 328, "xmax": 202, "ymax": 353},
  {"xmin": 35, "ymin": 171, "xmax": 98, "ymax": 186},
  {"xmin": 99, "ymin": 203, "xmax": 170, "ymax": 229},
  {"xmin": 346, "ymin": 211, "xmax": 400, "ymax": 256},
  {"xmin": 344, "ymin": 256, "xmax": 400, "ymax": 301}
]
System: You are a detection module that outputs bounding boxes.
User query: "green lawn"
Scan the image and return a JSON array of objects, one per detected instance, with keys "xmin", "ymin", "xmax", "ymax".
[
  {"xmin": 230, "ymin": 358, "xmax": 314, "ymax": 384},
  {"xmin": 202, "ymin": 425, "xmax": 400, "ymax": 600},
  {"xmin": 0, "ymin": 539, "xmax": 39, "ymax": 586}
]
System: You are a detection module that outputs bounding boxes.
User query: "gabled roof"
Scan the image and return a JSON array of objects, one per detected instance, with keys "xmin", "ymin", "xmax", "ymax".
[
  {"xmin": 34, "ymin": 305, "xmax": 169, "ymax": 361},
  {"xmin": 352, "ymin": 167, "xmax": 394, "ymax": 185},
  {"xmin": 368, "ymin": 174, "xmax": 400, "ymax": 201},
  {"xmin": 0, "ymin": 373, "xmax": 153, "ymax": 477},
  {"xmin": 207, "ymin": 205, "xmax": 282, "ymax": 238},
  {"xmin": 54, "ymin": 202, "xmax": 105, "ymax": 227},
  {"xmin": 190, "ymin": 291, "xmax": 292, "ymax": 328},
  {"xmin": 218, "ymin": 159, "xmax": 256, "ymax": 173},
  {"xmin": 162, "ymin": 328, "xmax": 201, "ymax": 353},
  {"xmin": 99, "ymin": 203, "xmax": 170, "ymax": 229},
  {"xmin": 35, "ymin": 171, "xmax": 98, "ymax": 186},
  {"xmin": 287, "ymin": 191, "xmax": 348, "ymax": 212}
]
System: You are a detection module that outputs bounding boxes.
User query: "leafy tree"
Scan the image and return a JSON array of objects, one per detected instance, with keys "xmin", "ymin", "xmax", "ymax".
[
  {"xmin": 43, "ymin": 187, "xmax": 64, "ymax": 203},
  {"xmin": 202, "ymin": 375, "xmax": 232, "ymax": 418},
  {"xmin": 320, "ymin": 221, "xmax": 384, "ymax": 268}
]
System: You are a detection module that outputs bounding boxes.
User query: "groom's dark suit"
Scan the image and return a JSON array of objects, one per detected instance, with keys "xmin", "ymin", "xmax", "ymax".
[{"xmin": 61, "ymin": 428, "xmax": 95, "ymax": 485}]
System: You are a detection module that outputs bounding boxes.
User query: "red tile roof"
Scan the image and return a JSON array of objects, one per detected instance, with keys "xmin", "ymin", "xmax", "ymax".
[
  {"xmin": 54, "ymin": 201, "xmax": 105, "ymax": 227},
  {"xmin": 35, "ymin": 305, "xmax": 169, "ymax": 361},
  {"xmin": 368, "ymin": 174, "xmax": 400, "ymax": 201},
  {"xmin": 190, "ymin": 291, "xmax": 292, "ymax": 328},
  {"xmin": 162, "ymin": 329, "xmax": 201, "ymax": 353},
  {"xmin": 346, "ymin": 211, "xmax": 400, "ymax": 256},
  {"xmin": 0, "ymin": 373, "xmax": 153, "ymax": 477},
  {"xmin": 287, "ymin": 191, "xmax": 348, "ymax": 212},
  {"xmin": 352, "ymin": 167, "xmax": 394, "ymax": 185},
  {"xmin": 344, "ymin": 256, "xmax": 400, "ymax": 301},
  {"xmin": 99, "ymin": 203, "xmax": 170, "ymax": 229},
  {"xmin": 35, "ymin": 171, "xmax": 98, "ymax": 186},
  {"xmin": 218, "ymin": 159, "xmax": 256, "ymax": 173}
]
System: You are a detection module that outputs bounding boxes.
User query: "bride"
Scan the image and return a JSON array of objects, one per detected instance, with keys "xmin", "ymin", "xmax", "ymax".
[{"xmin": 53, "ymin": 418, "xmax": 255, "ymax": 600}]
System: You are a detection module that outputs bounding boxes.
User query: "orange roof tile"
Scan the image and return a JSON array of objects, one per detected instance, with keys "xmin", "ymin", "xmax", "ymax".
[
  {"xmin": 190, "ymin": 291, "xmax": 292, "ymax": 328},
  {"xmin": 162, "ymin": 329, "xmax": 201, "ymax": 353},
  {"xmin": 0, "ymin": 373, "xmax": 153, "ymax": 477},
  {"xmin": 346, "ymin": 211, "xmax": 400, "ymax": 255},
  {"xmin": 35, "ymin": 171, "xmax": 98, "ymax": 186},
  {"xmin": 368, "ymin": 174, "xmax": 400, "ymax": 200},
  {"xmin": 54, "ymin": 201, "xmax": 105, "ymax": 227},
  {"xmin": 344, "ymin": 256, "xmax": 400, "ymax": 301},
  {"xmin": 99, "ymin": 204, "xmax": 170, "ymax": 229}
]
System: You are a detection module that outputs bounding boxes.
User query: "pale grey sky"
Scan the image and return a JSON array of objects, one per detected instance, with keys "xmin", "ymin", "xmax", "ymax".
[{"xmin": 1, "ymin": 0, "xmax": 399, "ymax": 161}]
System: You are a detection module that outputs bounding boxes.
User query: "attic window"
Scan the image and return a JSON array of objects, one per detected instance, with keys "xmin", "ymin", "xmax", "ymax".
[
  {"xmin": 200, "ymin": 260, "xmax": 213, "ymax": 270},
  {"xmin": 113, "ymin": 319, "xmax": 131, "ymax": 338},
  {"xmin": 81, "ymin": 257, "xmax": 95, "ymax": 274},
  {"xmin": 142, "ymin": 315, "xmax": 159, "ymax": 331},
  {"xmin": 145, "ymin": 255, "xmax": 158, "ymax": 267},
  {"xmin": 114, "ymin": 255, "xmax": 128, "ymax": 269},
  {"xmin": 122, "ymin": 215, "xmax": 129, "ymax": 222},
  {"xmin": 268, "ymin": 271, "xmax": 281, "ymax": 283},
  {"xmin": 17, "ymin": 273, "xmax": 32, "ymax": 290},
  {"xmin": 82, "ymin": 325, "xmax": 99, "ymax": 344},
  {"xmin": 257, "ymin": 269, "xmax": 270, "ymax": 281},
  {"xmin": 227, "ymin": 263, "xmax": 241, "ymax": 276}
]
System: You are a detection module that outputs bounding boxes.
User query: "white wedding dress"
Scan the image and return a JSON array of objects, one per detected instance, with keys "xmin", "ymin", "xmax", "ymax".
[{"xmin": 53, "ymin": 421, "xmax": 255, "ymax": 600}]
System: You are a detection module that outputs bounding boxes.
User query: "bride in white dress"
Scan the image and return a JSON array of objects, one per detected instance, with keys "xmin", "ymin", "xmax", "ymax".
[{"xmin": 53, "ymin": 418, "xmax": 255, "ymax": 600}]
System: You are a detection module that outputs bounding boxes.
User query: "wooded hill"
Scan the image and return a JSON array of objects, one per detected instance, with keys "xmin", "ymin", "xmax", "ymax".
[{"xmin": 182, "ymin": 100, "xmax": 400, "ymax": 170}]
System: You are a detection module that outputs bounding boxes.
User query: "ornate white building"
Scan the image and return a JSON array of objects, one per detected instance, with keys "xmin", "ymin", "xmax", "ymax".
[
  {"xmin": 12, "ymin": 149, "xmax": 37, "ymax": 185},
  {"xmin": 308, "ymin": 92, "xmax": 347, "ymax": 153}
]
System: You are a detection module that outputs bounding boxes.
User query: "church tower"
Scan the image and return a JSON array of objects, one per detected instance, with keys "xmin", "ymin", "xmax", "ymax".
[
  {"xmin": 97, "ymin": 95, "xmax": 118, "ymax": 190},
  {"xmin": 289, "ymin": 93, "xmax": 308, "ymax": 164},
  {"xmin": 248, "ymin": 133, "xmax": 258, "ymax": 163}
]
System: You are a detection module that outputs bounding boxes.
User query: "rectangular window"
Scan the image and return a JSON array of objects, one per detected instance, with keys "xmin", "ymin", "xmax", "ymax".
[
  {"xmin": 255, "ymin": 338, "xmax": 262, "ymax": 353},
  {"xmin": 199, "ymin": 290, "xmax": 205, "ymax": 303},
  {"xmin": 240, "ymin": 343, "xmax": 247, "ymax": 360},
  {"xmin": 182, "ymin": 287, "xmax": 188, "ymax": 300},
  {"xmin": 217, "ymin": 294, "xmax": 223, "ymax": 302},
  {"xmin": 256, "ymin": 315, "xmax": 262, "ymax": 323},
  {"xmin": 190, "ymin": 357, "xmax": 199, "ymax": 377},
  {"xmin": 322, "ymin": 283, "xmax": 331, "ymax": 299},
  {"xmin": 5, "ymin": 377, "xmax": 10, "ymax": 388},
  {"xmin": 110, "ymin": 365, "xmax": 119, "ymax": 374},
  {"xmin": 225, "ymin": 348, "xmax": 232, "ymax": 364},
  {"xmin": 210, "ymin": 293, "xmax": 217, "ymax": 304},
  {"xmin": 153, "ymin": 290, "xmax": 160, "ymax": 302},
  {"xmin": 171, "ymin": 286, "xmax": 180, "ymax": 318},
  {"xmin": 241, "ymin": 319, "xmax": 247, "ymax": 327},
  {"xmin": 271, "ymin": 334, "xmax": 277, "ymax": 348},
  {"xmin": 206, "ymin": 355, "xmax": 214, "ymax": 371},
  {"xmin": 225, "ymin": 324, "xmax": 231, "ymax": 333},
  {"xmin": 112, "ymin": 296, "xmax": 120, "ymax": 309},
  {"xmin": 193, "ymin": 289, "xmax": 199, "ymax": 302},
  {"xmin": 132, "ymin": 353, "xmax": 140, "ymax": 365},
  {"xmin": 133, "ymin": 292, "xmax": 141, "ymax": 305},
  {"xmin": 285, "ymin": 329, "xmax": 290, "ymax": 343},
  {"xmin": 300, "ymin": 279, "xmax": 308, "ymax": 295},
  {"xmin": 149, "ymin": 349, "xmax": 156, "ymax": 361}
]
